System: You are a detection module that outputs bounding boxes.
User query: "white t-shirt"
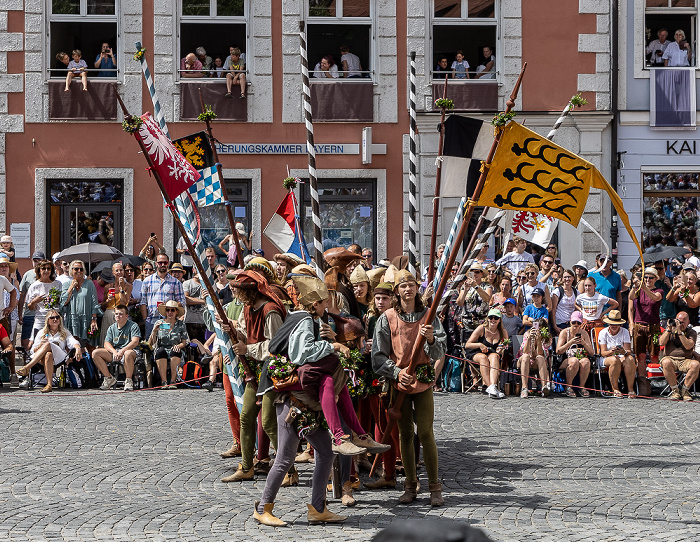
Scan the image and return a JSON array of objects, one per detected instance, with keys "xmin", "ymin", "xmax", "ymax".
[
  {"xmin": 598, "ymin": 327, "xmax": 631, "ymax": 352},
  {"xmin": 56, "ymin": 274, "xmax": 71, "ymax": 286},
  {"xmin": 0, "ymin": 275, "xmax": 14, "ymax": 312},
  {"xmin": 577, "ymin": 292, "xmax": 610, "ymax": 321},
  {"xmin": 340, "ymin": 52, "xmax": 361, "ymax": 75},
  {"xmin": 26, "ymin": 280, "xmax": 63, "ymax": 330},
  {"xmin": 496, "ymin": 251, "xmax": 535, "ymax": 275},
  {"xmin": 176, "ymin": 237, "xmax": 194, "ymax": 267},
  {"xmin": 554, "ymin": 288, "xmax": 577, "ymax": 324}
]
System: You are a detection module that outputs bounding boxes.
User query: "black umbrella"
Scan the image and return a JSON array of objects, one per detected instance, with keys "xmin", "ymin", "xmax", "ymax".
[
  {"xmin": 635, "ymin": 245, "xmax": 689, "ymax": 265},
  {"xmin": 91, "ymin": 255, "xmax": 147, "ymax": 275}
]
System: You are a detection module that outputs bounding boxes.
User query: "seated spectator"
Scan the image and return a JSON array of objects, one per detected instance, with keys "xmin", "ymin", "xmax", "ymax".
[
  {"xmin": 180, "ymin": 53, "xmax": 204, "ymax": 78},
  {"xmin": 339, "ymin": 45, "xmax": 362, "ymax": 78},
  {"xmin": 659, "ymin": 311, "xmax": 698, "ymax": 401},
  {"xmin": 474, "ymin": 46, "xmax": 496, "ymax": 79},
  {"xmin": 465, "ymin": 308, "xmax": 509, "ymax": 399},
  {"xmin": 646, "ymin": 28, "xmax": 669, "ymax": 67},
  {"xmin": 0, "ymin": 323, "xmax": 14, "ymax": 383},
  {"xmin": 517, "ymin": 317, "xmax": 551, "ymax": 398},
  {"xmin": 434, "ymin": 56, "xmax": 452, "ymax": 79},
  {"xmin": 597, "ymin": 310, "xmax": 636, "ymax": 398},
  {"xmin": 224, "ymin": 47, "xmax": 246, "ymax": 98},
  {"xmin": 195, "ymin": 46, "xmax": 213, "ymax": 74},
  {"xmin": 54, "ymin": 51, "xmax": 70, "ymax": 78},
  {"xmin": 148, "ymin": 300, "xmax": 189, "ymax": 389},
  {"xmin": 94, "ymin": 42, "xmax": 116, "ymax": 77},
  {"xmin": 451, "ymin": 50, "xmax": 469, "ymax": 79},
  {"xmin": 17, "ymin": 310, "xmax": 81, "ymax": 393},
  {"xmin": 521, "ymin": 287, "xmax": 548, "ymax": 332},
  {"xmin": 65, "ymin": 49, "xmax": 88, "ymax": 92},
  {"xmin": 313, "ymin": 55, "xmax": 339, "ymax": 79},
  {"xmin": 210, "ymin": 56, "xmax": 226, "ymax": 78},
  {"xmin": 190, "ymin": 335, "xmax": 217, "ymax": 391},
  {"xmin": 91, "ymin": 305, "xmax": 141, "ymax": 391},
  {"xmin": 555, "ymin": 311, "xmax": 593, "ymax": 398}
]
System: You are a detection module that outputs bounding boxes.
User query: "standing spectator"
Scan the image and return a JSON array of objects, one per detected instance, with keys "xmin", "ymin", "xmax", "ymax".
[
  {"xmin": 597, "ymin": 310, "xmax": 636, "ymax": 398},
  {"xmin": 91, "ymin": 304, "xmax": 141, "ymax": 391},
  {"xmin": 666, "ymin": 270, "xmax": 700, "ymax": 326},
  {"xmin": 521, "ymin": 288, "xmax": 549, "ymax": 332},
  {"xmin": 496, "ymin": 236, "xmax": 534, "ymax": 275},
  {"xmin": 576, "ymin": 276, "xmax": 619, "ymax": 332},
  {"xmin": 517, "ymin": 264, "xmax": 551, "ymax": 314},
  {"xmin": 100, "ymin": 261, "xmax": 132, "ymax": 345},
  {"xmin": 659, "ymin": 311, "xmax": 699, "ymax": 401},
  {"xmin": 361, "ymin": 247, "xmax": 374, "ymax": 269},
  {"xmin": 474, "ymin": 46, "xmax": 496, "ymax": 79},
  {"xmin": 573, "ymin": 259, "xmax": 589, "ymax": 292},
  {"xmin": 18, "ymin": 251, "xmax": 46, "ymax": 351},
  {"xmin": 1, "ymin": 235, "xmax": 21, "ymax": 282},
  {"xmin": 139, "ymin": 234, "xmax": 166, "ymax": 267},
  {"xmin": 339, "ymin": 45, "xmax": 362, "ymax": 77},
  {"xmin": 434, "ymin": 56, "xmax": 452, "ymax": 79},
  {"xmin": 537, "ymin": 253, "xmax": 556, "ymax": 290},
  {"xmin": 0, "ymin": 256, "xmax": 17, "ymax": 336},
  {"xmin": 451, "ymin": 50, "xmax": 470, "ymax": 79},
  {"xmin": 313, "ymin": 55, "xmax": 339, "ymax": 79},
  {"xmin": 61, "ymin": 259, "xmax": 100, "ymax": 352},
  {"xmin": 53, "ymin": 255, "xmax": 71, "ymax": 286},
  {"xmin": 219, "ymin": 223, "xmax": 252, "ymax": 265},
  {"xmin": 646, "ymin": 28, "xmax": 670, "ymax": 66},
  {"xmin": 552, "ymin": 269, "xmax": 578, "ymax": 334},
  {"xmin": 65, "ymin": 49, "xmax": 88, "ymax": 92},
  {"xmin": 139, "ymin": 253, "xmax": 186, "ymax": 339},
  {"xmin": 94, "ymin": 42, "xmax": 116, "ymax": 77},
  {"xmin": 501, "ymin": 298, "xmax": 522, "ymax": 338},
  {"xmin": 683, "ymin": 245, "xmax": 700, "ymax": 271},
  {"xmin": 0, "ymin": 254, "xmax": 18, "ymax": 385},
  {"xmin": 654, "ymin": 260, "xmax": 676, "ymax": 327},
  {"xmin": 663, "ymin": 29, "xmax": 691, "ymax": 67},
  {"xmin": 588, "ymin": 255, "xmax": 622, "ymax": 310},
  {"xmin": 183, "ymin": 267, "xmax": 206, "ymax": 343},
  {"xmin": 26, "ymin": 260, "xmax": 62, "ymax": 342},
  {"xmin": 195, "ymin": 46, "xmax": 213, "ymax": 74},
  {"xmin": 176, "ymin": 235, "xmax": 194, "ymax": 276},
  {"xmin": 629, "ymin": 267, "xmax": 662, "ymax": 396},
  {"xmin": 224, "ymin": 47, "xmax": 246, "ymax": 98},
  {"xmin": 180, "ymin": 52, "xmax": 204, "ymax": 78}
]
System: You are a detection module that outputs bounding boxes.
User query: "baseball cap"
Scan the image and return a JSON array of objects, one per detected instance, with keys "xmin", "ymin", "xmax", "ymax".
[
  {"xmin": 504, "ymin": 297, "xmax": 517, "ymax": 306},
  {"xmin": 32, "ymin": 250, "xmax": 46, "ymax": 260},
  {"xmin": 570, "ymin": 311, "xmax": 583, "ymax": 323},
  {"xmin": 531, "ymin": 287, "xmax": 545, "ymax": 297}
]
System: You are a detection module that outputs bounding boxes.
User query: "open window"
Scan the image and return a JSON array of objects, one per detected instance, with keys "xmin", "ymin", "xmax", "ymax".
[
  {"xmin": 431, "ymin": 1, "xmax": 498, "ymax": 111},
  {"xmin": 48, "ymin": 0, "xmax": 118, "ymax": 80},
  {"xmin": 644, "ymin": 1, "xmax": 697, "ymax": 68}
]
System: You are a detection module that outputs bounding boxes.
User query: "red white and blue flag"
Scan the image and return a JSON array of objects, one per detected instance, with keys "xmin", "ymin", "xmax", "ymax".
[{"xmin": 263, "ymin": 192, "xmax": 311, "ymax": 263}]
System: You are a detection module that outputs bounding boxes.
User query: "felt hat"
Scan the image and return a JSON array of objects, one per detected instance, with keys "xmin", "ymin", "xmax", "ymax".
[
  {"xmin": 383, "ymin": 264, "xmax": 399, "ymax": 285},
  {"xmin": 603, "ymin": 310, "xmax": 626, "ymax": 325},
  {"xmin": 231, "ymin": 270, "xmax": 288, "ymax": 315},
  {"xmin": 275, "ymin": 252, "xmax": 305, "ymax": 269},
  {"xmin": 0, "ymin": 253, "xmax": 17, "ymax": 274},
  {"xmin": 366, "ymin": 267, "xmax": 386, "ymax": 289},
  {"xmin": 291, "ymin": 263, "xmax": 319, "ymax": 278},
  {"xmin": 324, "ymin": 247, "xmax": 360, "ymax": 273},
  {"xmin": 393, "ymin": 270, "xmax": 418, "ymax": 289},
  {"xmin": 169, "ymin": 263, "xmax": 185, "ymax": 273},
  {"xmin": 244, "ymin": 257, "xmax": 279, "ymax": 284},
  {"xmin": 374, "ymin": 282, "xmax": 394, "ymax": 296},
  {"xmin": 391, "ymin": 254, "xmax": 409, "ymax": 271},
  {"xmin": 349, "ymin": 265, "xmax": 369, "ymax": 285},
  {"xmin": 157, "ymin": 300, "xmax": 185, "ymax": 318},
  {"xmin": 294, "ymin": 275, "xmax": 329, "ymax": 305},
  {"xmin": 99, "ymin": 269, "xmax": 114, "ymax": 283}
]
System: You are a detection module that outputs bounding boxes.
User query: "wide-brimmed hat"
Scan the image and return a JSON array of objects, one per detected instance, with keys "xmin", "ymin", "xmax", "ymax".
[
  {"xmin": 158, "ymin": 300, "xmax": 185, "ymax": 318},
  {"xmin": 99, "ymin": 269, "xmax": 114, "ymax": 283},
  {"xmin": 275, "ymin": 252, "xmax": 304, "ymax": 269},
  {"xmin": 603, "ymin": 310, "xmax": 626, "ymax": 325},
  {"xmin": 244, "ymin": 257, "xmax": 278, "ymax": 283},
  {"xmin": 573, "ymin": 260, "xmax": 588, "ymax": 271},
  {"xmin": 469, "ymin": 262, "xmax": 484, "ymax": 272},
  {"xmin": 324, "ymin": 247, "xmax": 360, "ymax": 272},
  {"xmin": 290, "ymin": 263, "xmax": 319, "ymax": 278},
  {"xmin": 0, "ymin": 253, "xmax": 17, "ymax": 273},
  {"xmin": 0, "ymin": 235, "xmax": 13, "ymax": 244},
  {"xmin": 643, "ymin": 267, "xmax": 659, "ymax": 278},
  {"xmin": 169, "ymin": 263, "xmax": 185, "ymax": 273}
]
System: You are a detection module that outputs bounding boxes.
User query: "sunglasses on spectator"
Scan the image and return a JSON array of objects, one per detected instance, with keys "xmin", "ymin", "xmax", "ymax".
[
  {"xmin": 542, "ymin": 260, "xmax": 554, "ymax": 264},
  {"xmin": 72, "ymin": 267, "xmax": 84, "ymax": 272},
  {"xmin": 517, "ymin": 275, "xmax": 526, "ymax": 280},
  {"xmin": 526, "ymin": 272, "xmax": 536, "ymax": 276},
  {"xmin": 157, "ymin": 261, "xmax": 169, "ymax": 265},
  {"xmin": 644, "ymin": 275, "xmax": 655, "ymax": 280},
  {"xmin": 488, "ymin": 316, "xmax": 500, "ymax": 321},
  {"xmin": 48, "ymin": 316, "xmax": 60, "ymax": 320},
  {"xmin": 62, "ymin": 262, "xmax": 69, "ymax": 266},
  {"xmin": 41, "ymin": 266, "xmax": 52, "ymax": 270},
  {"xmin": 166, "ymin": 308, "xmax": 177, "ymax": 313},
  {"xmin": 143, "ymin": 268, "xmax": 154, "ymax": 272},
  {"xmin": 571, "ymin": 321, "xmax": 581, "ymax": 326},
  {"xmin": 217, "ymin": 269, "xmax": 226, "ymax": 273},
  {"xmin": 363, "ymin": 254, "xmax": 371, "ymax": 258}
]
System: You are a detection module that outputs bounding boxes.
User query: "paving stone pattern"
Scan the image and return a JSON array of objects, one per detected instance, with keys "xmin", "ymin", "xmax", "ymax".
[{"xmin": 1, "ymin": 388, "xmax": 699, "ymax": 541}]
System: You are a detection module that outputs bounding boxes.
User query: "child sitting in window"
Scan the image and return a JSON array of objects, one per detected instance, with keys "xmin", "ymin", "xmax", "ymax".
[
  {"xmin": 65, "ymin": 49, "xmax": 88, "ymax": 92},
  {"xmin": 451, "ymin": 50, "xmax": 470, "ymax": 79}
]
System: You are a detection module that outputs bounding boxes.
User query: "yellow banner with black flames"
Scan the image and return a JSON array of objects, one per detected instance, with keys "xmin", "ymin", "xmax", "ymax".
[{"xmin": 480, "ymin": 121, "xmax": 644, "ymax": 262}]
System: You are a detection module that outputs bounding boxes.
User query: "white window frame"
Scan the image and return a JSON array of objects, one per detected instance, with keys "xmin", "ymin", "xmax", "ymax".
[
  {"xmin": 305, "ymin": 0, "xmax": 376, "ymax": 81},
  {"xmin": 46, "ymin": 0, "xmax": 120, "ymax": 81},
  {"xmin": 641, "ymin": 0, "xmax": 698, "ymax": 73},
  {"xmin": 177, "ymin": 0, "xmax": 250, "ymax": 81},
  {"xmin": 429, "ymin": 0, "xmax": 499, "ymax": 81}
]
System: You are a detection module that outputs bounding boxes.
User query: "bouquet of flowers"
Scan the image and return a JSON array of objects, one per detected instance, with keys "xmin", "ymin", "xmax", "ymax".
[
  {"xmin": 45, "ymin": 287, "xmax": 61, "ymax": 310},
  {"xmin": 539, "ymin": 327, "xmax": 551, "ymax": 341},
  {"xmin": 122, "ymin": 115, "xmax": 143, "ymax": 134},
  {"xmin": 197, "ymin": 104, "xmax": 217, "ymax": 122},
  {"xmin": 366, "ymin": 372, "xmax": 383, "ymax": 396},
  {"xmin": 415, "ymin": 363, "xmax": 436, "ymax": 384},
  {"xmin": 652, "ymin": 332, "xmax": 660, "ymax": 345},
  {"xmin": 133, "ymin": 46, "xmax": 146, "ymax": 62},
  {"xmin": 267, "ymin": 354, "xmax": 295, "ymax": 380},
  {"xmin": 87, "ymin": 327, "xmax": 100, "ymax": 342},
  {"xmin": 434, "ymin": 98, "xmax": 454, "ymax": 110},
  {"xmin": 680, "ymin": 288, "xmax": 690, "ymax": 299},
  {"xmin": 573, "ymin": 348, "xmax": 587, "ymax": 360}
]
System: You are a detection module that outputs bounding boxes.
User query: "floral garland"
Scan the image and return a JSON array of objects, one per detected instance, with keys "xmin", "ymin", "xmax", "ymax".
[
  {"xmin": 415, "ymin": 363, "xmax": 436, "ymax": 384},
  {"xmin": 434, "ymin": 98, "xmax": 454, "ymax": 110},
  {"xmin": 197, "ymin": 105, "xmax": 217, "ymax": 122},
  {"xmin": 87, "ymin": 327, "xmax": 100, "ymax": 341},
  {"xmin": 45, "ymin": 287, "xmax": 61, "ymax": 310},
  {"xmin": 491, "ymin": 110, "xmax": 516, "ymax": 127},
  {"xmin": 122, "ymin": 115, "xmax": 143, "ymax": 134},
  {"xmin": 339, "ymin": 349, "xmax": 369, "ymax": 397},
  {"xmin": 283, "ymin": 176, "xmax": 298, "ymax": 191},
  {"xmin": 288, "ymin": 403, "xmax": 329, "ymax": 439},
  {"xmin": 133, "ymin": 47, "xmax": 146, "ymax": 62},
  {"xmin": 267, "ymin": 354, "xmax": 295, "ymax": 380}
]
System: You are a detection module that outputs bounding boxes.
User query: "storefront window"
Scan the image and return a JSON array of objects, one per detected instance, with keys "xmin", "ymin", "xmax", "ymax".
[
  {"xmin": 642, "ymin": 172, "xmax": 700, "ymax": 249},
  {"xmin": 302, "ymin": 181, "xmax": 376, "ymax": 254}
]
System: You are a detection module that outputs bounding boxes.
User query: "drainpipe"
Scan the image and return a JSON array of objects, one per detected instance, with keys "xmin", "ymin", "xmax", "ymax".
[{"xmin": 610, "ymin": 0, "xmax": 619, "ymax": 267}]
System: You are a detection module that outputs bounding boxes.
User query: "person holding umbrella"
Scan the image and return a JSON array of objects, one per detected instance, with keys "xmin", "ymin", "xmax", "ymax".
[{"xmin": 61, "ymin": 259, "xmax": 101, "ymax": 352}]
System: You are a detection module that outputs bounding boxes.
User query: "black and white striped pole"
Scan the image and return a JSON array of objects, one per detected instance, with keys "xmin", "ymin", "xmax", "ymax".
[
  {"xmin": 407, "ymin": 51, "xmax": 419, "ymax": 276},
  {"xmin": 299, "ymin": 21, "xmax": 325, "ymax": 270}
]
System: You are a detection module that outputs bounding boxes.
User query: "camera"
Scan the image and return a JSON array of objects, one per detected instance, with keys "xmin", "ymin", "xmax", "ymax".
[{"xmin": 150, "ymin": 232, "xmax": 156, "ymax": 237}]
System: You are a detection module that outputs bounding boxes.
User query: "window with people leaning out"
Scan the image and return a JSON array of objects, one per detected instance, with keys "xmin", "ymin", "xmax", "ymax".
[
  {"xmin": 432, "ymin": 0, "xmax": 497, "ymax": 80},
  {"xmin": 49, "ymin": 0, "xmax": 118, "ymax": 82},
  {"xmin": 644, "ymin": 1, "xmax": 696, "ymax": 68},
  {"xmin": 643, "ymin": 172, "xmax": 700, "ymax": 251},
  {"xmin": 307, "ymin": 0, "xmax": 372, "ymax": 80},
  {"xmin": 178, "ymin": 0, "xmax": 247, "ymax": 86}
]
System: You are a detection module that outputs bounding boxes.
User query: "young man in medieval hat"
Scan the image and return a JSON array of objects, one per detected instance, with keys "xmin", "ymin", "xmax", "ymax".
[{"xmin": 372, "ymin": 269, "xmax": 447, "ymax": 506}]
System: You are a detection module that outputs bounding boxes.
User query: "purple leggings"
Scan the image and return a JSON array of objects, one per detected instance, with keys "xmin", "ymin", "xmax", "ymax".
[{"xmin": 318, "ymin": 374, "xmax": 365, "ymax": 443}]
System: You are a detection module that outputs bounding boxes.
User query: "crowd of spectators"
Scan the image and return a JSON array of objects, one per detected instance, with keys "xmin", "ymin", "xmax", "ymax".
[{"xmin": 433, "ymin": 46, "xmax": 496, "ymax": 79}]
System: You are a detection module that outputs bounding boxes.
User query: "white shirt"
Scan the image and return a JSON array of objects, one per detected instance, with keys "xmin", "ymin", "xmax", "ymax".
[
  {"xmin": 26, "ymin": 280, "xmax": 63, "ymax": 330},
  {"xmin": 496, "ymin": 251, "xmax": 535, "ymax": 275},
  {"xmin": 0, "ymin": 275, "xmax": 14, "ymax": 312},
  {"xmin": 313, "ymin": 63, "xmax": 339, "ymax": 78},
  {"xmin": 646, "ymin": 39, "xmax": 669, "ymax": 65},
  {"xmin": 598, "ymin": 327, "xmax": 631, "ymax": 351},
  {"xmin": 56, "ymin": 274, "xmax": 71, "ymax": 285},
  {"xmin": 663, "ymin": 41, "xmax": 690, "ymax": 67},
  {"xmin": 577, "ymin": 292, "xmax": 610, "ymax": 321},
  {"xmin": 340, "ymin": 52, "xmax": 362, "ymax": 76}
]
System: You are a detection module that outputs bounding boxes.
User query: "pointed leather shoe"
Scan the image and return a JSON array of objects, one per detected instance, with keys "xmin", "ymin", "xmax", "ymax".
[
  {"xmin": 221, "ymin": 463, "xmax": 254, "ymax": 482},
  {"xmin": 253, "ymin": 501, "xmax": 287, "ymax": 527},
  {"xmin": 307, "ymin": 503, "xmax": 347, "ymax": 525}
]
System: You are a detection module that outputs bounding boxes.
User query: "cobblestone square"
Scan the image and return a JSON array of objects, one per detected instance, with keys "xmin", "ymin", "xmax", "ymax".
[{"xmin": 1, "ymin": 388, "xmax": 698, "ymax": 541}]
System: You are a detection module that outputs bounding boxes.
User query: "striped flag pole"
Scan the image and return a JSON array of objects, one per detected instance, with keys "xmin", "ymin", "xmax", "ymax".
[
  {"xmin": 299, "ymin": 22, "xmax": 325, "ymax": 270},
  {"xmin": 432, "ymin": 197, "xmax": 466, "ymax": 293},
  {"xmin": 407, "ymin": 52, "xmax": 419, "ymax": 276},
  {"xmin": 131, "ymin": 48, "xmax": 245, "ymax": 407},
  {"xmin": 546, "ymin": 93, "xmax": 586, "ymax": 141}
]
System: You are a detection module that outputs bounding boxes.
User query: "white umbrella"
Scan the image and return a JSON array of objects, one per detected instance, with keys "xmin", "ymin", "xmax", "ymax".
[{"xmin": 57, "ymin": 243, "xmax": 123, "ymax": 265}]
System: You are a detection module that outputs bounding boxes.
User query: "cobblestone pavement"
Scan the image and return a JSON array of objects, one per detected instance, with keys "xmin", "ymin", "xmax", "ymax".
[{"xmin": 1, "ymin": 386, "xmax": 699, "ymax": 541}]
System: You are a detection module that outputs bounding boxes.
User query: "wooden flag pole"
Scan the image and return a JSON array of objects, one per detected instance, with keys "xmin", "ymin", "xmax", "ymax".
[
  {"xmin": 426, "ymin": 75, "xmax": 450, "ymax": 285},
  {"xmin": 369, "ymin": 64, "xmax": 527, "ymax": 477},
  {"xmin": 197, "ymin": 89, "xmax": 245, "ymax": 268},
  {"xmin": 115, "ymin": 92, "xmax": 258, "ymax": 385}
]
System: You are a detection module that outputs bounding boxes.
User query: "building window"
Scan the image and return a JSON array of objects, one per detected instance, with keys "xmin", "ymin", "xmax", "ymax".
[
  {"xmin": 431, "ymin": 0, "xmax": 497, "ymax": 79},
  {"xmin": 178, "ymin": 0, "xmax": 247, "ymax": 80},
  {"xmin": 301, "ymin": 180, "xmax": 376, "ymax": 254},
  {"xmin": 642, "ymin": 172, "xmax": 700, "ymax": 249},
  {"xmin": 644, "ymin": 0, "xmax": 697, "ymax": 68},
  {"xmin": 48, "ymin": 0, "xmax": 119, "ymax": 80},
  {"xmin": 47, "ymin": 179, "xmax": 123, "ymax": 254},
  {"xmin": 306, "ymin": 1, "xmax": 373, "ymax": 79}
]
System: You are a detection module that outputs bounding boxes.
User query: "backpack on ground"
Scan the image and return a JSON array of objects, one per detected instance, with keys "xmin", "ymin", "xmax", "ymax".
[
  {"xmin": 71, "ymin": 353, "xmax": 101, "ymax": 388},
  {"xmin": 181, "ymin": 360, "xmax": 206, "ymax": 387},
  {"xmin": 441, "ymin": 356, "xmax": 463, "ymax": 392}
]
